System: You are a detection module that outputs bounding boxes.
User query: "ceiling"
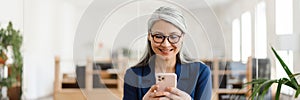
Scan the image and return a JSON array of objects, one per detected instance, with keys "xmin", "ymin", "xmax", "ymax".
[{"xmin": 63, "ymin": 0, "xmax": 234, "ymax": 9}]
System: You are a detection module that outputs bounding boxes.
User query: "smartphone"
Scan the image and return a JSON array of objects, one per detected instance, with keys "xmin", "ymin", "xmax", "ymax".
[{"xmin": 155, "ymin": 73, "xmax": 177, "ymax": 92}]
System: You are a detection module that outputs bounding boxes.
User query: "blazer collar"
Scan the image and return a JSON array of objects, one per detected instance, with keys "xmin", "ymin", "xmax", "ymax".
[
  {"xmin": 140, "ymin": 62, "xmax": 191, "ymax": 85},
  {"xmin": 177, "ymin": 63, "xmax": 190, "ymax": 80}
]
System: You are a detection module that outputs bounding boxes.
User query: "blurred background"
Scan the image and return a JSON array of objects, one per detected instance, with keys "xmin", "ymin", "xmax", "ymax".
[{"xmin": 0, "ymin": 0, "xmax": 299, "ymax": 100}]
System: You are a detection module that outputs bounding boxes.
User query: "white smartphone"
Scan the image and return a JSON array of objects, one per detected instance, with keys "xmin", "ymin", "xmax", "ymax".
[{"xmin": 155, "ymin": 73, "xmax": 177, "ymax": 92}]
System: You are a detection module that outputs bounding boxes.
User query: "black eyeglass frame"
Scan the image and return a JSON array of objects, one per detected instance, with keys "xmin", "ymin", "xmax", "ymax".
[{"xmin": 149, "ymin": 31, "xmax": 183, "ymax": 44}]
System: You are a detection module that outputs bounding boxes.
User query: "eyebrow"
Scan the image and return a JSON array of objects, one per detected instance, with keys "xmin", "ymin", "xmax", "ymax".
[
  {"xmin": 152, "ymin": 31, "xmax": 164, "ymax": 34},
  {"xmin": 151, "ymin": 31, "xmax": 181, "ymax": 35},
  {"xmin": 170, "ymin": 32, "xmax": 181, "ymax": 35}
]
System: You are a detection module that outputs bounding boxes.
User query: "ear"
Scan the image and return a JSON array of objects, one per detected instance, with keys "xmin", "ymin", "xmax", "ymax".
[{"xmin": 148, "ymin": 33, "xmax": 151, "ymax": 41}]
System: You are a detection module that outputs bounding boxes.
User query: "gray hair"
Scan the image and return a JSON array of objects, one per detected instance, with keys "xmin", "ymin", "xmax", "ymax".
[
  {"xmin": 136, "ymin": 6, "xmax": 194, "ymax": 67},
  {"xmin": 148, "ymin": 6, "xmax": 187, "ymax": 34}
]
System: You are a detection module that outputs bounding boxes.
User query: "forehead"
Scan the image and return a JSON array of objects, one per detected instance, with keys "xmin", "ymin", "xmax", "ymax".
[{"xmin": 151, "ymin": 20, "xmax": 181, "ymax": 34}]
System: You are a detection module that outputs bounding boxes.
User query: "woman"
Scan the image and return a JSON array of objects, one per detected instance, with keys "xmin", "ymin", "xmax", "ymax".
[{"xmin": 123, "ymin": 6, "xmax": 212, "ymax": 100}]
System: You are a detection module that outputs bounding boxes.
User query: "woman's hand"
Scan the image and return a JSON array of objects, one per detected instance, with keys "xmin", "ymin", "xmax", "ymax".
[
  {"xmin": 164, "ymin": 87, "xmax": 192, "ymax": 100},
  {"xmin": 143, "ymin": 85, "xmax": 170, "ymax": 100}
]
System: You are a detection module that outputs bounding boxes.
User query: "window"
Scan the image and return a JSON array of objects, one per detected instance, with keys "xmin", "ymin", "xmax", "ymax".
[
  {"xmin": 275, "ymin": 0, "xmax": 294, "ymax": 95},
  {"xmin": 255, "ymin": 2, "xmax": 267, "ymax": 58},
  {"xmin": 232, "ymin": 19, "xmax": 241, "ymax": 61},
  {"xmin": 241, "ymin": 12, "xmax": 251, "ymax": 63},
  {"xmin": 275, "ymin": 0, "xmax": 293, "ymax": 35}
]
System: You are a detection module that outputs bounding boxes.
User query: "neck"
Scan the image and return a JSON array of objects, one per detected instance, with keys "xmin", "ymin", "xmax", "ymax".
[{"xmin": 155, "ymin": 56, "xmax": 176, "ymax": 73}]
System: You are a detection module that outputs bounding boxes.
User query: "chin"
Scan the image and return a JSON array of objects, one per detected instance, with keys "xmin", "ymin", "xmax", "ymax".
[{"xmin": 156, "ymin": 54, "xmax": 174, "ymax": 61}]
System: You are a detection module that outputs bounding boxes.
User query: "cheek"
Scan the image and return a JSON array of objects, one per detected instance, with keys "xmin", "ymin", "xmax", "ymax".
[
  {"xmin": 150, "ymin": 42, "xmax": 160, "ymax": 51},
  {"xmin": 173, "ymin": 43, "xmax": 182, "ymax": 53},
  {"xmin": 173, "ymin": 42, "xmax": 182, "ymax": 49},
  {"xmin": 150, "ymin": 41, "xmax": 158, "ymax": 47}
]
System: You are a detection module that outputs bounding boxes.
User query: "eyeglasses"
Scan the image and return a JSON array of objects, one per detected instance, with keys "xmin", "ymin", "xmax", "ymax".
[{"xmin": 150, "ymin": 31, "xmax": 182, "ymax": 44}]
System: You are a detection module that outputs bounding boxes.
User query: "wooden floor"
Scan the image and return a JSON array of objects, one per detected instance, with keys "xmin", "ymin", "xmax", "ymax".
[{"xmin": 54, "ymin": 88, "xmax": 122, "ymax": 100}]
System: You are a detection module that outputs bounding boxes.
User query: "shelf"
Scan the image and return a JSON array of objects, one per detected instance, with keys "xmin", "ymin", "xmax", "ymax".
[
  {"xmin": 217, "ymin": 89, "xmax": 248, "ymax": 94},
  {"xmin": 203, "ymin": 57, "xmax": 253, "ymax": 100},
  {"xmin": 92, "ymin": 69, "xmax": 119, "ymax": 74},
  {"xmin": 100, "ymin": 79, "xmax": 118, "ymax": 85},
  {"xmin": 61, "ymin": 74, "xmax": 118, "ymax": 85},
  {"xmin": 62, "ymin": 77, "xmax": 76, "ymax": 84},
  {"xmin": 55, "ymin": 57, "xmax": 124, "ymax": 100},
  {"xmin": 216, "ymin": 70, "xmax": 247, "ymax": 75},
  {"xmin": 94, "ymin": 58, "xmax": 112, "ymax": 63}
]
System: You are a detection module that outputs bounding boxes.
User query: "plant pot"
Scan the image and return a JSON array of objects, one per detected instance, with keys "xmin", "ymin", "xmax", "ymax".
[
  {"xmin": 0, "ymin": 51, "xmax": 7, "ymax": 65},
  {"xmin": 8, "ymin": 86, "xmax": 21, "ymax": 100}
]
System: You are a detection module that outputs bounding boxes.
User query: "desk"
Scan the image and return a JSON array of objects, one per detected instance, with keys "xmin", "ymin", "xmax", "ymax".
[
  {"xmin": 55, "ymin": 57, "xmax": 124, "ymax": 100},
  {"xmin": 62, "ymin": 70, "xmax": 119, "ymax": 88}
]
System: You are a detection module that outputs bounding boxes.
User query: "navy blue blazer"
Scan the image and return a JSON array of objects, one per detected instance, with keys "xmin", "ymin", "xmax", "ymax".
[{"xmin": 123, "ymin": 62, "xmax": 212, "ymax": 100}]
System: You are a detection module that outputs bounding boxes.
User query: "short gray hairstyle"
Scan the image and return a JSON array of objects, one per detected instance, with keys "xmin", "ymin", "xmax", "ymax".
[{"xmin": 148, "ymin": 6, "xmax": 187, "ymax": 34}]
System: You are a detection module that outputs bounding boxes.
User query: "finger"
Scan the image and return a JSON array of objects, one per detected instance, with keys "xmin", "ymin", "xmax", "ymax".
[
  {"xmin": 144, "ymin": 85, "xmax": 159, "ymax": 99},
  {"xmin": 165, "ymin": 87, "xmax": 182, "ymax": 96},
  {"xmin": 150, "ymin": 92, "xmax": 168, "ymax": 97},
  {"xmin": 164, "ymin": 92, "xmax": 181, "ymax": 100},
  {"xmin": 158, "ymin": 97, "xmax": 170, "ymax": 100},
  {"xmin": 149, "ymin": 85, "xmax": 159, "ymax": 92}
]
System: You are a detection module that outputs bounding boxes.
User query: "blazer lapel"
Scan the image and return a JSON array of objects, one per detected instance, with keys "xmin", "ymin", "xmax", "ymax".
[
  {"xmin": 177, "ymin": 63, "xmax": 200, "ymax": 94},
  {"xmin": 140, "ymin": 64, "xmax": 156, "ymax": 95}
]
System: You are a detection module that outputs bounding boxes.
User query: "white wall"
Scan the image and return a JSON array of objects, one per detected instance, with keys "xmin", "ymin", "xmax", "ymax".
[
  {"xmin": 23, "ymin": 0, "xmax": 55, "ymax": 98},
  {"xmin": 0, "ymin": 0, "xmax": 23, "ymax": 29},
  {"xmin": 94, "ymin": 1, "xmax": 222, "ymax": 60},
  {"xmin": 22, "ymin": 0, "xmax": 91, "ymax": 99},
  {"xmin": 292, "ymin": 0, "xmax": 300, "ymax": 73},
  {"xmin": 0, "ymin": 0, "xmax": 90, "ymax": 98},
  {"xmin": 214, "ymin": 0, "xmax": 257, "ymax": 61}
]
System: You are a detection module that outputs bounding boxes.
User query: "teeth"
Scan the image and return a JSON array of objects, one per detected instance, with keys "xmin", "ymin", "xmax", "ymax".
[
  {"xmin": 160, "ymin": 49, "xmax": 172, "ymax": 52},
  {"xmin": 162, "ymin": 50, "xmax": 168, "ymax": 52}
]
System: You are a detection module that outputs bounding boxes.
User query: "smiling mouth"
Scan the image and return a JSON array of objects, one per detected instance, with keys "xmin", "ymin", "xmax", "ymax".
[{"xmin": 159, "ymin": 48, "xmax": 174, "ymax": 53}]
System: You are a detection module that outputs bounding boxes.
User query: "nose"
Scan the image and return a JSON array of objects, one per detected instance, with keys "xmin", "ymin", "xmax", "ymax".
[{"xmin": 160, "ymin": 38, "xmax": 171, "ymax": 47}]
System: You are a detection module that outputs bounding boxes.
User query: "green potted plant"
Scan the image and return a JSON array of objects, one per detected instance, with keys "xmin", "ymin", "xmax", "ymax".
[
  {"xmin": 0, "ymin": 21, "xmax": 23, "ymax": 99},
  {"xmin": 247, "ymin": 47, "xmax": 300, "ymax": 100}
]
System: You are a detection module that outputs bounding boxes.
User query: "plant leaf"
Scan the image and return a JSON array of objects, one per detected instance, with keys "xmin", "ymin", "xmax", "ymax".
[
  {"xmin": 276, "ymin": 79, "xmax": 283, "ymax": 100},
  {"xmin": 271, "ymin": 47, "xmax": 299, "ymax": 89},
  {"xmin": 249, "ymin": 84, "xmax": 260, "ymax": 99},
  {"xmin": 250, "ymin": 83, "xmax": 262, "ymax": 98},
  {"xmin": 296, "ymin": 88, "xmax": 300, "ymax": 98},
  {"xmin": 246, "ymin": 79, "xmax": 267, "ymax": 99},
  {"xmin": 296, "ymin": 85, "xmax": 300, "ymax": 98},
  {"xmin": 292, "ymin": 73, "xmax": 300, "ymax": 77},
  {"xmin": 246, "ymin": 78, "xmax": 268, "ymax": 85},
  {"xmin": 250, "ymin": 79, "xmax": 277, "ymax": 99},
  {"xmin": 282, "ymin": 78, "xmax": 297, "ymax": 90},
  {"xmin": 260, "ymin": 80, "xmax": 277, "ymax": 100}
]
